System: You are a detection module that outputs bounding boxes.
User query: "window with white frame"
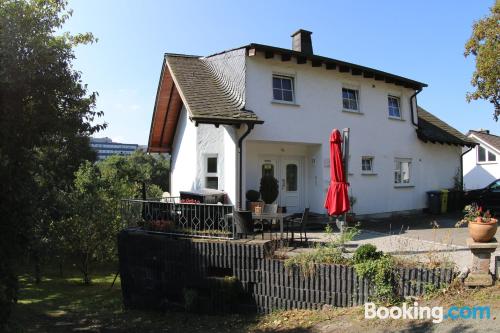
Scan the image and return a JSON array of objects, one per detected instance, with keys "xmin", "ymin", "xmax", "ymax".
[
  {"xmin": 342, "ymin": 88, "xmax": 359, "ymax": 112},
  {"xmin": 477, "ymin": 145, "xmax": 497, "ymax": 163},
  {"xmin": 361, "ymin": 156, "xmax": 374, "ymax": 173},
  {"xmin": 205, "ymin": 155, "xmax": 218, "ymax": 189},
  {"xmin": 272, "ymin": 75, "xmax": 295, "ymax": 102},
  {"xmin": 388, "ymin": 95, "xmax": 401, "ymax": 118},
  {"xmin": 394, "ymin": 158, "xmax": 411, "ymax": 185}
]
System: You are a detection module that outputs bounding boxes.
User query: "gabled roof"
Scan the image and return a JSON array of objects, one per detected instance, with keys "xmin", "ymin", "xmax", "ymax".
[
  {"xmin": 166, "ymin": 54, "xmax": 262, "ymax": 124},
  {"xmin": 467, "ymin": 130, "xmax": 500, "ymax": 153},
  {"xmin": 147, "ymin": 53, "xmax": 263, "ymax": 153},
  {"xmin": 416, "ymin": 107, "xmax": 476, "ymax": 147}
]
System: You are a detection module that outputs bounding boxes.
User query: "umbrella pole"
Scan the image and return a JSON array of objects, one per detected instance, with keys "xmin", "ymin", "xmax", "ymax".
[{"xmin": 341, "ymin": 128, "xmax": 350, "ymax": 234}]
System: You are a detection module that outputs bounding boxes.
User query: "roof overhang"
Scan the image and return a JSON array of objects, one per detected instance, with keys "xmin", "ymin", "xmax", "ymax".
[
  {"xmin": 246, "ymin": 43, "xmax": 427, "ymax": 90},
  {"xmin": 147, "ymin": 59, "xmax": 183, "ymax": 153},
  {"xmin": 147, "ymin": 57, "xmax": 263, "ymax": 153}
]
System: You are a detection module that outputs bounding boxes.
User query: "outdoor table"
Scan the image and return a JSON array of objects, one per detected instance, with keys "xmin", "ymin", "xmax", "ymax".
[{"xmin": 252, "ymin": 212, "xmax": 291, "ymax": 239}]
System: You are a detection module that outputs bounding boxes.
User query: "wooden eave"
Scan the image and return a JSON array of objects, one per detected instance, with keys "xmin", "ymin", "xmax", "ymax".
[{"xmin": 147, "ymin": 59, "xmax": 183, "ymax": 153}]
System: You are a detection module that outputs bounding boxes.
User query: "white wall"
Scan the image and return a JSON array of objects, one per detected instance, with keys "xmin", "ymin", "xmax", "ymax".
[
  {"xmin": 171, "ymin": 107, "xmax": 238, "ymax": 204},
  {"xmin": 171, "ymin": 106, "xmax": 197, "ymax": 197},
  {"xmin": 244, "ymin": 53, "xmax": 462, "ymax": 215},
  {"xmin": 463, "ymin": 143, "xmax": 500, "ymax": 190}
]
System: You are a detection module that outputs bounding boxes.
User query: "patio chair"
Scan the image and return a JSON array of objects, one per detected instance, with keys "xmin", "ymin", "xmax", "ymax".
[
  {"xmin": 233, "ymin": 210, "xmax": 254, "ymax": 239},
  {"xmin": 285, "ymin": 208, "xmax": 310, "ymax": 243},
  {"xmin": 261, "ymin": 204, "xmax": 278, "ymax": 239}
]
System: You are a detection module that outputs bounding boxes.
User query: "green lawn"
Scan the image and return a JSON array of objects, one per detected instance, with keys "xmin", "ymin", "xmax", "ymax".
[
  {"xmin": 11, "ymin": 265, "xmax": 500, "ymax": 332},
  {"xmin": 11, "ymin": 266, "xmax": 259, "ymax": 333}
]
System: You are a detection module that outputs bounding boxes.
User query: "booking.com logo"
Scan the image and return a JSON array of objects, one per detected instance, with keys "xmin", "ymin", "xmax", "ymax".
[{"xmin": 365, "ymin": 302, "xmax": 491, "ymax": 324}]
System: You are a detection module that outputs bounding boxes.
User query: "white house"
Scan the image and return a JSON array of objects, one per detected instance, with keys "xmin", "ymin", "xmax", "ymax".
[
  {"xmin": 463, "ymin": 130, "xmax": 500, "ymax": 190},
  {"xmin": 147, "ymin": 30, "xmax": 474, "ymax": 216}
]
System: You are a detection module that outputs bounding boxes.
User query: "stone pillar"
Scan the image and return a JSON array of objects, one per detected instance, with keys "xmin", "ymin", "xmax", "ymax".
[{"xmin": 464, "ymin": 238, "xmax": 498, "ymax": 287}]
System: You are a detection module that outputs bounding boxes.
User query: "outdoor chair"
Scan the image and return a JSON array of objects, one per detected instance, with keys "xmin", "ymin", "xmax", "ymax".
[
  {"xmin": 254, "ymin": 203, "xmax": 278, "ymax": 239},
  {"xmin": 285, "ymin": 208, "xmax": 310, "ymax": 243},
  {"xmin": 233, "ymin": 210, "xmax": 254, "ymax": 239}
]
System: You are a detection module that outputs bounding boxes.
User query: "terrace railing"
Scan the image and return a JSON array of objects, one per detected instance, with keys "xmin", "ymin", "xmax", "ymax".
[{"xmin": 120, "ymin": 198, "xmax": 235, "ymax": 239}]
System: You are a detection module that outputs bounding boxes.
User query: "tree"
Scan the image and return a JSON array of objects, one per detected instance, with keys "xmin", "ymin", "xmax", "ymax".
[
  {"xmin": 57, "ymin": 162, "xmax": 119, "ymax": 285},
  {"xmin": 464, "ymin": 1, "xmax": 500, "ymax": 120},
  {"xmin": 54, "ymin": 152, "xmax": 169, "ymax": 284},
  {"xmin": 0, "ymin": 0, "xmax": 104, "ymax": 327}
]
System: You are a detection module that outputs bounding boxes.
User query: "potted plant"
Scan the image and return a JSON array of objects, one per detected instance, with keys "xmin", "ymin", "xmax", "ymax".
[
  {"xmin": 259, "ymin": 175, "xmax": 279, "ymax": 204},
  {"xmin": 246, "ymin": 189, "xmax": 263, "ymax": 213},
  {"xmin": 456, "ymin": 203, "xmax": 498, "ymax": 242}
]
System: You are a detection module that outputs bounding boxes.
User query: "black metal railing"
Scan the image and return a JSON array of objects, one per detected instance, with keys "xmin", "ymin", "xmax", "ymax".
[{"xmin": 120, "ymin": 198, "xmax": 235, "ymax": 239}]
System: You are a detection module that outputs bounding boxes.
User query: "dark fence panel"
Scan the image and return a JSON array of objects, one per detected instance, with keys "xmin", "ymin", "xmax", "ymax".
[
  {"xmin": 118, "ymin": 230, "xmax": 455, "ymax": 314},
  {"xmin": 120, "ymin": 199, "xmax": 234, "ymax": 239}
]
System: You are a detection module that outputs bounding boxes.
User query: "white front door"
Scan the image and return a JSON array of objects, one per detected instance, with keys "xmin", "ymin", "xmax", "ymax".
[
  {"xmin": 280, "ymin": 158, "xmax": 302, "ymax": 213},
  {"xmin": 259, "ymin": 156, "xmax": 304, "ymax": 214}
]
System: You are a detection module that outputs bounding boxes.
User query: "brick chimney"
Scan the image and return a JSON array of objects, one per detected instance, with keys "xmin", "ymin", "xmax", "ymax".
[{"xmin": 291, "ymin": 29, "xmax": 313, "ymax": 55}]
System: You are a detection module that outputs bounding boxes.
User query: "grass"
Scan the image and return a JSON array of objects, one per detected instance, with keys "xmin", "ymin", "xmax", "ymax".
[
  {"xmin": 10, "ymin": 265, "xmax": 500, "ymax": 332},
  {"xmin": 10, "ymin": 265, "xmax": 257, "ymax": 333}
]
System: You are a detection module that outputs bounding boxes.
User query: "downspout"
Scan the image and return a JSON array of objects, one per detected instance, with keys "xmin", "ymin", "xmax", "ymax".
[
  {"xmin": 237, "ymin": 123, "xmax": 254, "ymax": 209},
  {"xmin": 460, "ymin": 146, "xmax": 474, "ymax": 190},
  {"xmin": 409, "ymin": 88, "xmax": 423, "ymax": 127}
]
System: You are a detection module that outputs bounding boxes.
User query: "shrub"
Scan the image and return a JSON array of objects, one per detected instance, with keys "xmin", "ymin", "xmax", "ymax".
[
  {"xmin": 352, "ymin": 244, "xmax": 382, "ymax": 264},
  {"xmin": 245, "ymin": 189, "xmax": 260, "ymax": 202},
  {"xmin": 354, "ymin": 254, "xmax": 396, "ymax": 304},
  {"xmin": 259, "ymin": 176, "xmax": 279, "ymax": 204}
]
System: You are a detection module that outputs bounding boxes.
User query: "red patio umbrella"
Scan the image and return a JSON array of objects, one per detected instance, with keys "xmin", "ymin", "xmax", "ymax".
[{"xmin": 324, "ymin": 129, "xmax": 350, "ymax": 216}]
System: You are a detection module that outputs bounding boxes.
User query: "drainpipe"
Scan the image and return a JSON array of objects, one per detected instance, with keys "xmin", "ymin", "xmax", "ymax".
[
  {"xmin": 237, "ymin": 123, "xmax": 254, "ymax": 209},
  {"xmin": 409, "ymin": 88, "xmax": 423, "ymax": 127},
  {"xmin": 460, "ymin": 146, "xmax": 474, "ymax": 191}
]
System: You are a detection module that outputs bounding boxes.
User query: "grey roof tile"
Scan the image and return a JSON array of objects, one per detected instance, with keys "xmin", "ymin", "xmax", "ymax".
[
  {"xmin": 417, "ymin": 107, "xmax": 475, "ymax": 147},
  {"xmin": 166, "ymin": 54, "xmax": 261, "ymax": 123},
  {"xmin": 468, "ymin": 130, "xmax": 500, "ymax": 152}
]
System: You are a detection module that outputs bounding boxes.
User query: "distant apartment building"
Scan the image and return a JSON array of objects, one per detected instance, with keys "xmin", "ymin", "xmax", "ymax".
[{"xmin": 90, "ymin": 137, "xmax": 139, "ymax": 160}]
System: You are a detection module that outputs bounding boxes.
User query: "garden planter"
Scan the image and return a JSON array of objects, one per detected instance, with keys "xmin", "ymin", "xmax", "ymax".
[
  {"xmin": 249, "ymin": 201, "xmax": 264, "ymax": 213},
  {"xmin": 468, "ymin": 219, "xmax": 498, "ymax": 242}
]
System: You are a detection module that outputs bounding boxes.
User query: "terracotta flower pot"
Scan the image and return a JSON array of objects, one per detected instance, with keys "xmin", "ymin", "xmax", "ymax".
[{"xmin": 468, "ymin": 219, "xmax": 498, "ymax": 242}]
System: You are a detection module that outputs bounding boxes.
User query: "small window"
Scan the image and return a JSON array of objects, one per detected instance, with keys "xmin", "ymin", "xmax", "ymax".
[
  {"xmin": 394, "ymin": 158, "xmax": 411, "ymax": 185},
  {"xmin": 207, "ymin": 157, "xmax": 217, "ymax": 173},
  {"xmin": 388, "ymin": 95, "xmax": 401, "ymax": 118},
  {"xmin": 205, "ymin": 177, "xmax": 218, "ymax": 189},
  {"xmin": 272, "ymin": 75, "xmax": 294, "ymax": 102},
  {"xmin": 205, "ymin": 155, "xmax": 218, "ymax": 189},
  {"xmin": 342, "ymin": 88, "xmax": 359, "ymax": 111},
  {"xmin": 361, "ymin": 157, "xmax": 374, "ymax": 173},
  {"xmin": 477, "ymin": 146, "xmax": 497, "ymax": 163}
]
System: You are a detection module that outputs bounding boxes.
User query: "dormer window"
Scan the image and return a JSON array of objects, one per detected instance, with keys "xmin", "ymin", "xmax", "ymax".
[
  {"xmin": 477, "ymin": 146, "xmax": 497, "ymax": 163},
  {"xmin": 272, "ymin": 75, "xmax": 295, "ymax": 102}
]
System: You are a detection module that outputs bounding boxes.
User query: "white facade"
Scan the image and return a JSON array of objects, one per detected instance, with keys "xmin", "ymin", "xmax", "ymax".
[
  {"xmin": 241, "ymin": 53, "xmax": 461, "ymax": 215},
  {"xmin": 463, "ymin": 133, "xmax": 500, "ymax": 190},
  {"xmin": 169, "ymin": 50, "xmax": 463, "ymax": 215},
  {"xmin": 170, "ymin": 106, "xmax": 238, "ymax": 204}
]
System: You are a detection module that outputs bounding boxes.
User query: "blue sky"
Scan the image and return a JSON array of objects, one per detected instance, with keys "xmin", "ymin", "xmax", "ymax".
[{"xmin": 66, "ymin": 0, "xmax": 496, "ymax": 145}]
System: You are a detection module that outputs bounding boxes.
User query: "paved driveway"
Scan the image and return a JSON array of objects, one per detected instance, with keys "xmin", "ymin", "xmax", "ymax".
[{"xmin": 306, "ymin": 213, "xmax": 499, "ymax": 272}]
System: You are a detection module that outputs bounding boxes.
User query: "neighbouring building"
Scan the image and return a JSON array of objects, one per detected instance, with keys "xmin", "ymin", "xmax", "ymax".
[
  {"xmin": 90, "ymin": 137, "xmax": 139, "ymax": 160},
  {"xmin": 147, "ymin": 29, "xmax": 475, "ymax": 216},
  {"xmin": 463, "ymin": 130, "xmax": 500, "ymax": 190}
]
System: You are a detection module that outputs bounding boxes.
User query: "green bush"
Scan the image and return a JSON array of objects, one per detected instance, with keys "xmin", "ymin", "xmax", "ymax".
[
  {"xmin": 352, "ymin": 244, "xmax": 382, "ymax": 264},
  {"xmin": 245, "ymin": 189, "xmax": 260, "ymax": 202},
  {"xmin": 354, "ymin": 254, "xmax": 396, "ymax": 304},
  {"xmin": 259, "ymin": 176, "xmax": 279, "ymax": 204}
]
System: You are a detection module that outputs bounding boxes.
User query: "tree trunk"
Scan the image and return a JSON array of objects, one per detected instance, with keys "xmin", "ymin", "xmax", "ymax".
[{"xmin": 34, "ymin": 251, "xmax": 41, "ymax": 284}]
